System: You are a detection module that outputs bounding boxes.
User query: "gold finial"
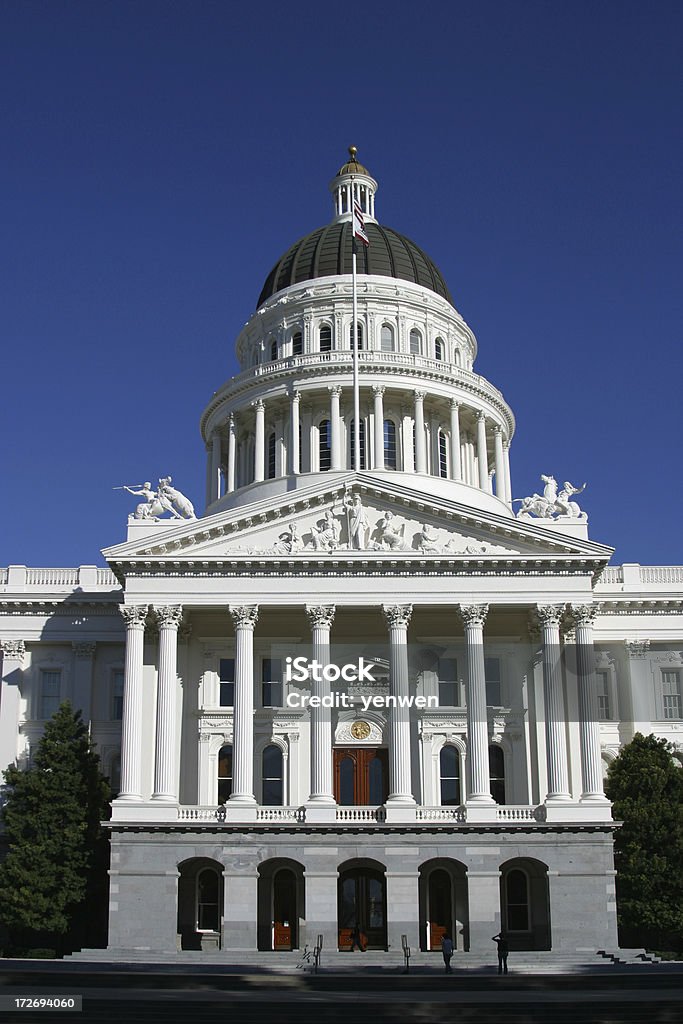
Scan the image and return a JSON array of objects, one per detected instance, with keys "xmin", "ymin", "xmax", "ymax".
[{"xmin": 348, "ymin": 145, "xmax": 358, "ymax": 161}]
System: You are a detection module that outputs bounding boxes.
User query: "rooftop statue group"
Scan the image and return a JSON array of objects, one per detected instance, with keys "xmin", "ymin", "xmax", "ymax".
[
  {"xmin": 514, "ymin": 475, "xmax": 587, "ymax": 521},
  {"xmin": 117, "ymin": 477, "xmax": 196, "ymax": 521}
]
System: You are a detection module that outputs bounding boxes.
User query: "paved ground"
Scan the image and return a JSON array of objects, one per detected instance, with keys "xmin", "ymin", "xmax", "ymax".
[{"xmin": 0, "ymin": 959, "xmax": 681, "ymax": 1023}]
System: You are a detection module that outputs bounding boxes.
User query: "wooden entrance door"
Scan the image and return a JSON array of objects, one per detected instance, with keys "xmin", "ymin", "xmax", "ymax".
[
  {"xmin": 428, "ymin": 869, "xmax": 453, "ymax": 951},
  {"xmin": 334, "ymin": 748, "xmax": 389, "ymax": 805},
  {"xmin": 272, "ymin": 869, "xmax": 296, "ymax": 950},
  {"xmin": 338, "ymin": 867, "xmax": 387, "ymax": 950}
]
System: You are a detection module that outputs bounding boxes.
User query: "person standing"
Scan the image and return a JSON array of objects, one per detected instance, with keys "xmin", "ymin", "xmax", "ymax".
[
  {"xmin": 441, "ymin": 933, "xmax": 454, "ymax": 973},
  {"xmin": 492, "ymin": 932, "xmax": 509, "ymax": 974}
]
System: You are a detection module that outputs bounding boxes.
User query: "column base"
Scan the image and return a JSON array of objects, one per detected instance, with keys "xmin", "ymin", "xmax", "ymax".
[
  {"xmin": 305, "ymin": 803, "xmax": 337, "ymax": 823},
  {"xmin": 110, "ymin": 801, "xmax": 179, "ymax": 823},
  {"xmin": 225, "ymin": 801, "xmax": 257, "ymax": 823},
  {"xmin": 464, "ymin": 802, "xmax": 498, "ymax": 824},
  {"xmin": 383, "ymin": 803, "xmax": 417, "ymax": 823},
  {"xmin": 544, "ymin": 801, "xmax": 612, "ymax": 824}
]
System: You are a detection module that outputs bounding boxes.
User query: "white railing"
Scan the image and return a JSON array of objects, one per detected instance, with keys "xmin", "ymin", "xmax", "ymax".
[
  {"xmin": 639, "ymin": 566, "xmax": 683, "ymax": 584},
  {"xmin": 25, "ymin": 568, "xmax": 81, "ymax": 586},
  {"xmin": 599, "ymin": 567, "xmax": 624, "ymax": 583},
  {"xmin": 178, "ymin": 807, "xmax": 223, "ymax": 821},
  {"xmin": 97, "ymin": 568, "xmax": 119, "ymax": 586},
  {"xmin": 496, "ymin": 805, "xmax": 546, "ymax": 822},
  {"xmin": 256, "ymin": 806, "xmax": 305, "ymax": 822},
  {"xmin": 336, "ymin": 806, "xmax": 386, "ymax": 822},
  {"xmin": 0, "ymin": 569, "xmax": 7, "ymax": 585},
  {"xmin": 416, "ymin": 806, "xmax": 467, "ymax": 823}
]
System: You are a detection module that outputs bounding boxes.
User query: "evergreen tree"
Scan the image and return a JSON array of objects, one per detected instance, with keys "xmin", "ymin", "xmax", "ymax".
[
  {"xmin": 605, "ymin": 733, "xmax": 683, "ymax": 951},
  {"xmin": 0, "ymin": 702, "xmax": 110, "ymax": 954}
]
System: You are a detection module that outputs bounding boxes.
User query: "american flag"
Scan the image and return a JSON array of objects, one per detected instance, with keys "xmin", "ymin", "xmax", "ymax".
[{"xmin": 353, "ymin": 200, "xmax": 369, "ymax": 246}]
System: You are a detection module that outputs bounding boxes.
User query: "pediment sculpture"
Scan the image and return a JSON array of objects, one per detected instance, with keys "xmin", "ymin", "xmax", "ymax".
[
  {"xmin": 514, "ymin": 474, "xmax": 587, "ymax": 521},
  {"xmin": 117, "ymin": 476, "xmax": 196, "ymax": 520}
]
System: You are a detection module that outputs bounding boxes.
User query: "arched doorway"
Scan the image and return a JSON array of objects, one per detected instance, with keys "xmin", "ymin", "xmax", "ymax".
[
  {"xmin": 257, "ymin": 859, "xmax": 305, "ymax": 951},
  {"xmin": 499, "ymin": 858, "xmax": 551, "ymax": 950},
  {"xmin": 337, "ymin": 861, "xmax": 387, "ymax": 950},
  {"xmin": 419, "ymin": 859, "xmax": 469, "ymax": 951},
  {"xmin": 177, "ymin": 858, "xmax": 223, "ymax": 950}
]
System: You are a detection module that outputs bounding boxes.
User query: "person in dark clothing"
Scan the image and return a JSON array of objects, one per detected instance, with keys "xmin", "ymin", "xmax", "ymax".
[
  {"xmin": 492, "ymin": 932, "xmax": 509, "ymax": 974},
  {"xmin": 349, "ymin": 924, "xmax": 366, "ymax": 951},
  {"xmin": 441, "ymin": 933, "xmax": 454, "ymax": 972}
]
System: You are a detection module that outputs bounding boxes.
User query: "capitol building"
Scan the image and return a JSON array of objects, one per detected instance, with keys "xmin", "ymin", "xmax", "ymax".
[{"xmin": 1, "ymin": 150, "xmax": 682, "ymax": 959}]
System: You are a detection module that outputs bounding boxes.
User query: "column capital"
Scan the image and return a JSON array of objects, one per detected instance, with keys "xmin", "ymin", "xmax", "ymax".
[
  {"xmin": 328, "ymin": 384, "xmax": 342, "ymax": 397},
  {"xmin": 477, "ymin": 410, "xmax": 486, "ymax": 422},
  {"xmin": 0, "ymin": 639, "xmax": 25, "ymax": 662},
  {"xmin": 535, "ymin": 604, "xmax": 566, "ymax": 628},
  {"xmin": 306, "ymin": 605, "xmax": 336, "ymax": 629},
  {"xmin": 121, "ymin": 605, "xmax": 148, "ymax": 629},
  {"xmin": 570, "ymin": 604, "xmax": 597, "ymax": 628},
  {"xmin": 72, "ymin": 641, "xmax": 97, "ymax": 658},
  {"xmin": 458, "ymin": 604, "xmax": 489, "ymax": 628},
  {"xmin": 228, "ymin": 412, "xmax": 236, "ymax": 430},
  {"xmin": 153, "ymin": 605, "xmax": 183, "ymax": 629},
  {"xmin": 493, "ymin": 423, "xmax": 503, "ymax": 436},
  {"xmin": 252, "ymin": 398, "xmax": 265, "ymax": 411},
  {"xmin": 230, "ymin": 605, "xmax": 259, "ymax": 630},
  {"xmin": 382, "ymin": 604, "xmax": 413, "ymax": 629},
  {"xmin": 449, "ymin": 397, "xmax": 461, "ymax": 410},
  {"xmin": 291, "ymin": 389, "xmax": 301, "ymax": 404},
  {"xmin": 413, "ymin": 389, "xmax": 426, "ymax": 402},
  {"xmin": 372, "ymin": 384, "xmax": 386, "ymax": 397}
]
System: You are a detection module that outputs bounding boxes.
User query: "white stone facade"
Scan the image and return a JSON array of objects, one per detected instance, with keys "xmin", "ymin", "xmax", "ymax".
[{"xmin": 1, "ymin": 154, "xmax": 682, "ymax": 957}]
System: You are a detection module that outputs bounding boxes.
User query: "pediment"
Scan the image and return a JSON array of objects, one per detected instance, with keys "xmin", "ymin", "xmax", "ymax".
[{"xmin": 103, "ymin": 473, "xmax": 613, "ymax": 570}]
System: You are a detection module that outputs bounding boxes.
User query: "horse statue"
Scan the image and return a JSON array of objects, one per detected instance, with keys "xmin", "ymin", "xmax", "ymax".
[
  {"xmin": 158, "ymin": 477, "xmax": 196, "ymax": 519},
  {"xmin": 515, "ymin": 475, "xmax": 587, "ymax": 521}
]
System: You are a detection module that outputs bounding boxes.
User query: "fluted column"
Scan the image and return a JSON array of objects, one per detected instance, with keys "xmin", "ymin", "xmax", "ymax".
[
  {"xmin": 414, "ymin": 390, "xmax": 427, "ymax": 473},
  {"xmin": 536, "ymin": 605, "xmax": 571, "ymax": 801},
  {"xmin": 0, "ymin": 640, "xmax": 26, "ymax": 772},
  {"xmin": 152, "ymin": 605, "xmax": 182, "ymax": 801},
  {"xmin": 228, "ymin": 605, "xmax": 258, "ymax": 806},
  {"xmin": 476, "ymin": 412, "xmax": 489, "ymax": 491},
  {"xmin": 383, "ymin": 605, "xmax": 415, "ymax": 814},
  {"xmin": 210, "ymin": 431, "xmax": 222, "ymax": 504},
  {"xmin": 459, "ymin": 604, "xmax": 494, "ymax": 807},
  {"xmin": 290, "ymin": 391, "xmax": 301, "ymax": 475},
  {"xmin": 328, "ymin": 386, "xmax": 342, "ymax": 470},
  {"xmin": 253, "ymin": 399, "xmax": 265, "ymax": 482},
  {"xmin": 503, "ymin": 441, "xmax": 512, "ymax": 505},
  {"xmin": 572, "ymin": 605, "xmax": 608, "ymax": 802},
  {"xmin": 118, "ymin": 606, "xmax": 148, "ymax": 801},
  {"xmin": 494, "ymin": 426, "xmax": 505, "ymax": 500},
  {"xmin": 227, "ymin": 415, "xmax": 236, "ymax": 493},
  {"xmin": 449, "ymin": 399, "xmax": 462, "ymax": 481},
  {"xmin": 305, "ymin": 605, "xmax": 336, "ymax": 810},
  {"xmin": 373, "ymin": 385, "xmax": 385, "ymax": 470}
]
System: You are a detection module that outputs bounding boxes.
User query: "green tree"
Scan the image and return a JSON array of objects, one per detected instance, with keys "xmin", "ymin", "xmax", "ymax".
[
  {"xmin": 0, "ymin": 702, "xmax": 111, "ymax": 954},
  {"xmin": 605, "ymin": 733, "xmax": 683, "ymax": 952}
]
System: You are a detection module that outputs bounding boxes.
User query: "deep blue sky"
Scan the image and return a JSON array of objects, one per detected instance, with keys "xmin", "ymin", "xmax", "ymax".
[{"xmin": 2, "ymin": 1, "xmax": 681, "ymax": 568}]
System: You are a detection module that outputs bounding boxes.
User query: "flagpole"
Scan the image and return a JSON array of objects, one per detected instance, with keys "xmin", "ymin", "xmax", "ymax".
[{"xmin": 352, "ymin": 232, "xmax": 360, "ymax": 472}]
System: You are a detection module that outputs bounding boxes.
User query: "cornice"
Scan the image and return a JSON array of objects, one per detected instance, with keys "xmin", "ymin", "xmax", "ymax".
[{"xmin": 596, "ymin": 599, "xmax": 683, "ymax": 616}]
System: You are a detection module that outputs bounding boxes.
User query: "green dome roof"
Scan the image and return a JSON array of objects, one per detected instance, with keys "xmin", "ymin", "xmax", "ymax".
[{"xmin": 257, "ymin": 221, "xmax": 454, "ymax": 308}]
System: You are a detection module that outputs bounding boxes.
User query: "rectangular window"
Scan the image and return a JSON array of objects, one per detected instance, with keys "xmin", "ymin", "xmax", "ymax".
[
  {"xmin": 596, "ymin": 670, "xmax": 611, "ymax": 720},
  {"xmin": 262, "ymin": 658, "xmax": 282, "ymax": 708},
  {"xmin": 662, "ymin": 670, "xmax": 682, "ymax": 720},
  {"xmin": 219, "ymin": 658, "xmax": 235, "ymax": 707},
  {"xmin": 439, "ymin": 431, "xmax": 448, "ymax": 478},
  {"xmin": 485, "ymin": 657, "xmax": 502, "ymax": 707},
  {"xmin": 111, "ymin": 668, "xmax": 124, "ymax": 721},
  {"xmin": 438, "ymin": 657, "xmax": 459, "ymax": 707},
  {"xmin": 40, "ymin": 670, "xmax": 61, "ymax": 719}
]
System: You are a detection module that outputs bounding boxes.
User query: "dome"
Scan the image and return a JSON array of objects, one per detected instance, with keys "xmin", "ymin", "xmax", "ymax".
[{"xmin": 257, "ymin": 221, "xmax": 454, "ymax": 308}]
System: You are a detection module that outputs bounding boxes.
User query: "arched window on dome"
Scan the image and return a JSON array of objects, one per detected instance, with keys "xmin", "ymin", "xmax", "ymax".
[
  {"xmin": 291, "ymin": 330, "xmax": 303, "ymax": 357},
  {"xmin": 350, "ymin": 419, "xmax": 366, "ymax": 470},
  {"xmin": 440, "ymin": 745, "xmax": 461, "ymax": 806},
  {"xmin": 269, "ymin": 338, "xmax": 278, "ymax": 362},
  {"xmin": 262, "ymin": 744, "xmax": 284, "ymax": 806},
  {"xmin": 383, "ymin": 419, "xmax": 397, "ymax": 470},
  {"xmin": 349, "ymin": 322, "xmax": 364, "ymax": 350},
  {"xmin": 453, "ymin": 348, "xmax": 461, "ymax": 367},
  {"xmin": 267, "ymin": 432, "xmax": 276, "ymax": 480},
  {"xmin": 380, "ymin": 324, "xmax": 395, "ymax": 352},
  {"xmin": 217, "ymin": 745, "xmax": 233, "ymax": 804},
  {"xmin": 489, "ymin": 745, "xmax": 506, "ymax": 804},
  {"xmin": 439, "ymin": 429, "xmax": 448, "ymax": 478},
  {"xmin": 319, "ymin": 419, "xmax": 331, "ymax": 471},
  {"xmin": 409, "ymin": 329, "xmax": 422, "ymax": 355},
  {"xmin": 319, "ymin": 324, "xmax": 332, "ymax": 353},
  {"xmin": 435, "ymin": 337, "xmax": 445, "ymax": 361}
]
